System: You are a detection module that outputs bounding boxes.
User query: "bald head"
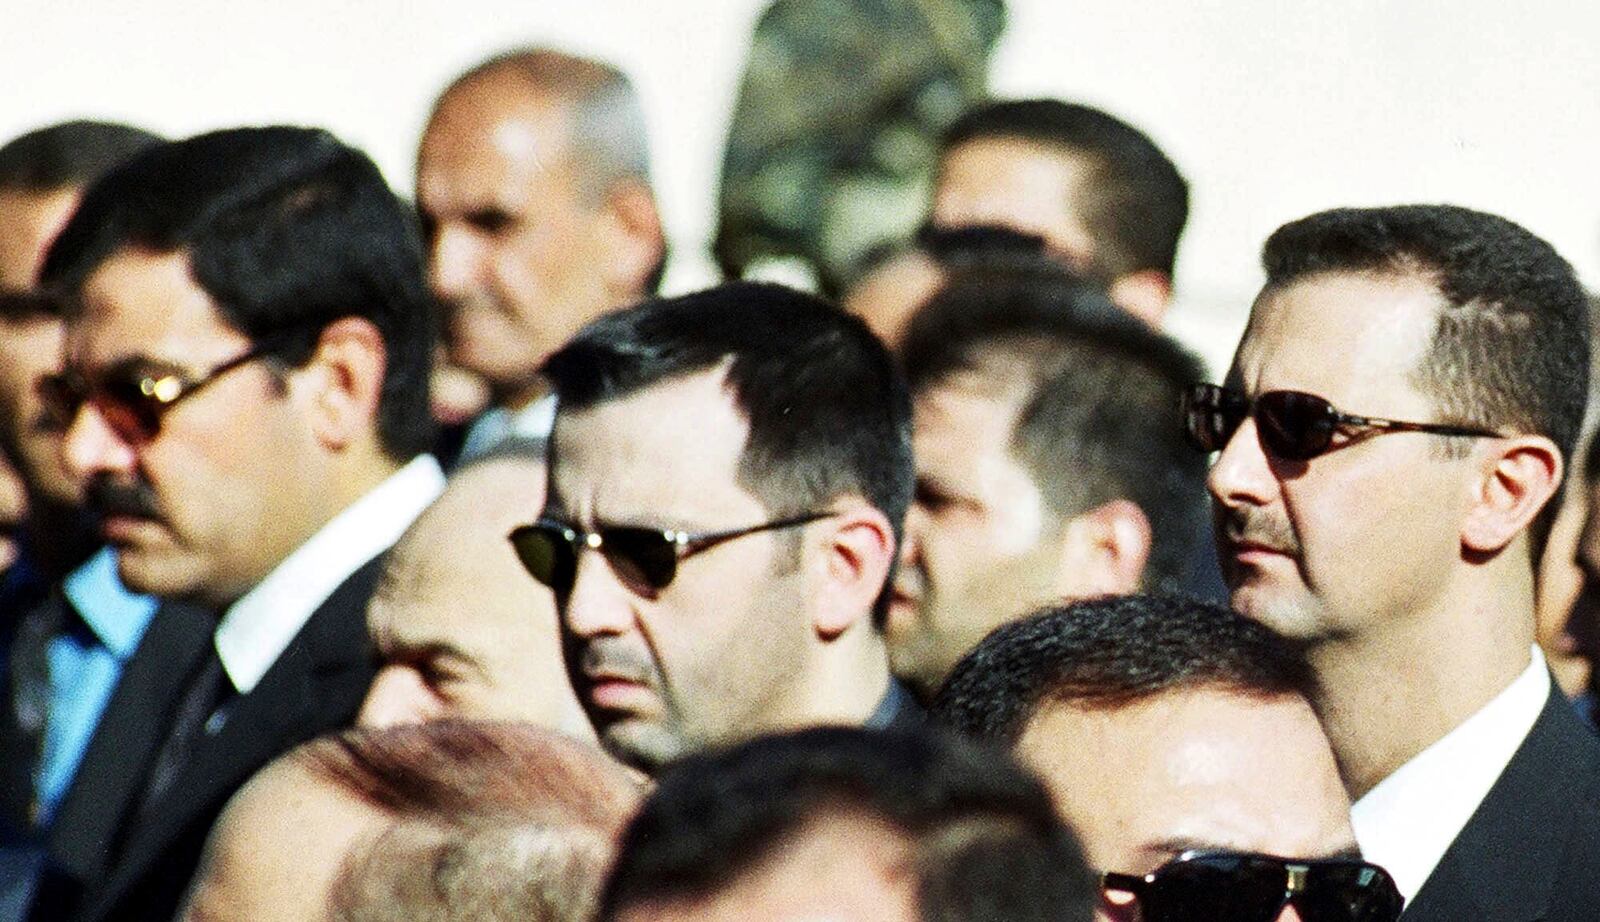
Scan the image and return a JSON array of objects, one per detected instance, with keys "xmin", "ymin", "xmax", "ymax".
[{"xmin": 359, "ymin": 452, "xmax": 590, "ymax": 736}]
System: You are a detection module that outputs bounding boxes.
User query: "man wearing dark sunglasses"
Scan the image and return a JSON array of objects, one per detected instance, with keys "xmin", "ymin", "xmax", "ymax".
[
  {"xmin": 23, "ymin": 127, "xmax": 443, "ymax": 922},
  {"xmin": 936, "ymin": 595, "xmax": 1397, "ymax": 922},
  {"xmin": 520, "ymin": 281, "xmax": 918, "ymax": 774},
  {"xmin": 1195, "ymin": 205, "xmax": 1600, "ymax": 920}
]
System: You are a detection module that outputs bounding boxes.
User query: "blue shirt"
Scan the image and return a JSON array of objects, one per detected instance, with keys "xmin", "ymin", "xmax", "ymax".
[{"xmin": 33, "ymin": 549, "xmax": 156, "ymax": 826}]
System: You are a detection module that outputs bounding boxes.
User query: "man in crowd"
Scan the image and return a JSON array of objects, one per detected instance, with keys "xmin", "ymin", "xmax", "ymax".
[
  {"xmin": 887, "ymin": 260, "xmax": 1210, "ymax": 699},
  {"xmin": 180, "ymin": 720, "xmax": 641, "ymax": 922},
  {"xmin": 1196, "ymin": 204, "xmax": 1600, "ymax": 918},
  {"xmin": 0, "ymin": 120, "xmax": 169, "ymax": 917},
  {"xmin": 936, "ymin": 595, "xmax": 1400, "ymax": 922},
  {"xmin": 27, "ymin": 126, "xmax": 443, "ymax": 922},
  {"xmin": 416, "ymin": 46, "xmax": 666, "ymax": 462},
  {"xmin": 518, "ymin": 281, "xmax": 918, "ymax": 774},
  {"xmin": 928, "ymin": 98, "xmax": 1188, "ymax": 326},
  {"xmin": 598, "ymin": 726, "xmax": 1095, "ymax": 922},
  {"xmin": 358, "ymin": 443, "xmax": 591, "ymax": 738}
]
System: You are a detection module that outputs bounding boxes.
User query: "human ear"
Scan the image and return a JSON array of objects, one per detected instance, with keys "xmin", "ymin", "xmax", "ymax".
[
  {"xmin": 1052, "ymin": 499, "xmax": 1152, "ymax": 597},
  {"xmin": 1462, "ymin": 435, "xmax": 1562, "ymax": 554},
  {"xmin": 812, "ymin": 504, "xmax": 896, "ymax": 640},
  {"xmin": 1106, "ymin": 269, "xmax": 1172, "ymax": 327},
  {"xmin": 599, "ymin": 180, "xmax": 665, "ymax": 299},
  {"xmin": 298, "ymin": 316, "xmax": 387, "ymax": 452}
]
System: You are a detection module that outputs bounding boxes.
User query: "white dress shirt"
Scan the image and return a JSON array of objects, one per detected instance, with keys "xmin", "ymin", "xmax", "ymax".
[
  {"xmin": 215, "ymin": 455, "xmax": 445, "ymax": 693},
  {"xmin": 458, "ymin": 394, "xmax": 557, "ymax": 463},
  {"xmin": 1350, "ymin": 646, "xmax": 1551, "ymax": 903}
]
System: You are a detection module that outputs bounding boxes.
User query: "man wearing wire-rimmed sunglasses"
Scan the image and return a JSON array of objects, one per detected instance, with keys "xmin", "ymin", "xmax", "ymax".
[
  {"xmin": 1192, "ymin": 204, "xmax": 1600, "ymax": 920},
  {"xmin": 510, "ymin": 281, "xmax": 921, "ymax": 774}
]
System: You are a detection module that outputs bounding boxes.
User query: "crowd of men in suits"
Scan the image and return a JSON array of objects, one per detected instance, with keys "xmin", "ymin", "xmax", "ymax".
[{"xmin": 1, "ymin": 42, "xmax": 1598, "ymax": 922}]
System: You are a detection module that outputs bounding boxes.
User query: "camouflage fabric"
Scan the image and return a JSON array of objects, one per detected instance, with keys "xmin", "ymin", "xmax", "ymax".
[{"xmin": 714, "ymin": 0, "xmax": 1006, "ymax": 294}]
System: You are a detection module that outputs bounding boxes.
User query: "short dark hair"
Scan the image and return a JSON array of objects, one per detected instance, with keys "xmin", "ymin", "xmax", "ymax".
[
  {"xmin": 39, "ymin": 126, "xmax": 436, "ymax": 459},
  {"xmin": 598, "ymin": 726, "xmax": 1095, "ymax": 922},
  {"xmin": 902, "ymin": 259, "xmax": 1209, "ymax": 590},
  {"xmin": 544, "ymin": 281, "xmax": 914, "ymax": 614},
  {"xmin": 1263, "ymin": 205, "xmax": 1590, "ymax": 470},
  {"xmin": 0, "ymin": 120, "xmax": 162, "ymax": 192},
  {"xmin": 933, "ymin": 594, "xmax": 1318, "ymax": 745},
  {"xmin": 940, "ymin": 99, "xmax": 1188, "ymax": 279}
]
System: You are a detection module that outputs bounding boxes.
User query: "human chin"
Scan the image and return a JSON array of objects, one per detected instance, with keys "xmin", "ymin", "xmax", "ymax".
[{"xmin": 598, "ymin": 715, "xmax": 689, "ymax": 773}]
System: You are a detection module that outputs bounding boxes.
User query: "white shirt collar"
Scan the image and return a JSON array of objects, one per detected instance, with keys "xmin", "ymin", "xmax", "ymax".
[
  {"xmin": 214, "ymin": 455, "xmax": 445, "ymax": 693},
  {"xmin": 459, "ymin": 394, "xmax": 557, "ymax": 462},
  {"xmin": 1351, "ymin": 645, "xmax": 1550, "ymax": 903}
]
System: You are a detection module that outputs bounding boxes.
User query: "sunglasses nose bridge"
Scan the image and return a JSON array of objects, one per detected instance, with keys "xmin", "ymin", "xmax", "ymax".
[{"xmin": 60, "ymin": 397, "xmax": 138, "ymax": 481}]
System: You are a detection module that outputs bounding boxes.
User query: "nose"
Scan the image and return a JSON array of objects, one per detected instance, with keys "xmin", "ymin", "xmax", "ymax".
[
  {"xmin": 427, "ymin": 224, "xmax": 483, "ymax": 302},
  {"xmin": 899, "ymin": 504, "xmax": 925, "ymax": 571},
  {"xmin": 560, "ymin": 550, "xmax": 638, "ymax": 640},
  {"xmin": 357, "ymin": 665, "xmax": 441, "ymax": 728},
  {"xmin": 61, "ymin": 404, "xmax": 137, "ymax": 483},
  {"xmin": 1206, "ymin": 416, "xmax": 1279, "ymax": 512}
]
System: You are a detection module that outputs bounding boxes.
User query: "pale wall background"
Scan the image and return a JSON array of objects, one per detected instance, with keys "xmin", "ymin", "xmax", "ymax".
[{"xmin": 4, "ymin": 0, "xmax": 1597, "ymax": 372}]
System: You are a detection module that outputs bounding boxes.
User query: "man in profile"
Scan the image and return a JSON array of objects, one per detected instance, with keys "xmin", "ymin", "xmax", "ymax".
[
  {"xmin": 929, "ymin": 98, "xmax": 1187, "ymax": 326},
  {"xmin": 598, "ymin": 726, "xmax": 1095, "ymax": 922},
  {"xmin": 887, "ymin": 259, "xmax": 1210, "ymax": 699},
  {"xmin": 357, "ymin": 443, "xmax": 591, "ymax": 738},
  {"xmin": 29, "ymin": 126, "xmax": 442, "ymax": 922},
  {"xmin": 936, "ymin": 595, "xmax": 1401, "ymax": 922},
  {"xmin": 1198, "ymin": 204, "xmax": 1600, "ymax": 917},
  {"xmin": 416, "ymin": 47, "xmax": 666, "ymax": 461},
  {"xmin": 520, "ymin": 281, "xmax": 918, "ymax": 774}
]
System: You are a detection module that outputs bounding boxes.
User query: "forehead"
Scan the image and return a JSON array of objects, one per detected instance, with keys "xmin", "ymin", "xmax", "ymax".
[
  {"xmin": 549, "ymin": 368, "xmax": 762, "ymax": 522},
  {"xmin": 416, "ymin": 74, "xmax": 576, "ymax": 211},
  {"xmin": 1234, "ymin": 271, "xmax": 1441, "ymax": 408},
  {"xmin": 1016, "ymin": 689, "xmax": 1354, "ymax": 869},
  {"xmin": 933, "ymin": 137, "xmax": 1095, "ymax": 253},
  {"xmin": 915, "ymin": 372, "xmax": 1028, "ymax": 467},
  {"xmin": 72, "ymin": 247, "xmax": 243, "ymax": 365},
  {"xmin": 0, "ymin": 186, "xmax": 80, "ymax": 291}
]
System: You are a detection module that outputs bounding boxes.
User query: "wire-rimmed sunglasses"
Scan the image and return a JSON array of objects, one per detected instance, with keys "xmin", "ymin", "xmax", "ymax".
[
  {"xmin": 1102, "ymin": 851, "xmax": 1403, "ymax": 922},
  {"xmin": 1182, "ymin": 383, "xmax": 1502, "ymax": 461},
  {"xmin": 508, "ymin": 511, "xmax": 837, "ymax": 595}
]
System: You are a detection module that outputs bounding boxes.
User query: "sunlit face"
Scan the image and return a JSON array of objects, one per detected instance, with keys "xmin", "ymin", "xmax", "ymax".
[
  {"xmin": 61, "ymin": 249, "xmax": 326, "ymax": 606},
  {"xmin": 613, "ymin": 810, "xmax": 919, "ymax": 922},
  {"xmin": 358, "ymin": 457, "xmax": 592, "ymax": 739},
  {"xmin": 1536, "ymin": 464, "xmax": 1593, "ymax": 693},
  {"xmin": 1017, "ymin": 688, "xmax": 1358, "ymax": 920},
  {"xmin": 548, "ymin": 369, "xmax": 823, "ymax": 772},
  {"xmin": 931, "ymin": 137, "xmax": 1098, "ymax": 272},
  {"xmin": 840, "ymin": 250, "xmax": 944, "ymax": 353},
  {"xmin": 888, "ymin": 374, "xmax": 1065, "ymax": 698},
  {"xmin": 1208, "ymin": 272, "xmax": 1473, "ymax": 642},
  {"xmin": 417, "ymin": 71, "xmax": 625, "ymax": 401},
  {"xmin": 179, "ymin": 755, "xmax": 383, "ymax": 922},
  {"xmin": 0, "ymin": 186, "xmax": 82, "ymax": 507}
]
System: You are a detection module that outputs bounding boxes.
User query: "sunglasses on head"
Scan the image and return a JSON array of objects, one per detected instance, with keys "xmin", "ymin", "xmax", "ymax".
[
  {"xmin": 1182, "ymin": 383, "xmax": 1501, "ymax": 461},
  {"xmin": 508, "ymin": 511, "xmax": 836, "ymax": 595},
  {"xmin": 1102, "ymin": 851, "xmax": 1403, "ymax": 922}
]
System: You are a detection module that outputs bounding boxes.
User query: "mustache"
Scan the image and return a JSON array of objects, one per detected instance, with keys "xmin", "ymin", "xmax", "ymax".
[
  {"xmin": 86, "ymin": 475, "xmax": 161, "ymax": 520},
  {"xmin": 1218, "ymin": 506, "xmax": 1300, "ymax": 556},
  {"xmin": 577, "ymin": 638, "xmax": 656, "ymax": 685}
]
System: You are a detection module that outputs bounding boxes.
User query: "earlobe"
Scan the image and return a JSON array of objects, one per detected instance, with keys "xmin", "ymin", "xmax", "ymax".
[
  {"xmin": 301, "ymin": 317, "xmax": 387, "ymax": 452},
  {"xmin": 813, "ymin": 507, "xmax": 895, "ymax": 641},
  {"xmin": 1053, "ymin": 499, "xmax": 1152, "ymax": 597},
  {"xmin": 1462, "ymin": 436, "xmax": 1563, "ymax": 554}
]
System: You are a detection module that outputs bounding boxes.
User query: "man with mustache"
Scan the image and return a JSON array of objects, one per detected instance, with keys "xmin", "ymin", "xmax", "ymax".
[
  {"xmin": 886, "ymin": 259, "xmax": 1211, "ymax": 701},
  {"xmin": 416, "ymin": 46, "xmax": 666, "ymax": 463},
  {"xmin": 1195, "ymin": 205, "xmax": 1600, "ymax": 920},
  {"xmin": 24, "ymin": 127, "xmax": 443, "ymax": 922},
  {"xmin": 517, "ymin": 281, "xmax": 918, "ymax": 774}
]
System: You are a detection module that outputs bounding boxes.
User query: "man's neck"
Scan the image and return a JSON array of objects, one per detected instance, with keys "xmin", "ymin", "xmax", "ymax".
[{"xmin": 1314, "ymin": 573, "xmax": 1535, "ymax": 800}]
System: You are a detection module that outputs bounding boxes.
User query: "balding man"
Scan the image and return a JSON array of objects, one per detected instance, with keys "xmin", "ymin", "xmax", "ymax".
[{"xmin": 417, "ymin": 47, "xmax": 666, "ymax": 462}]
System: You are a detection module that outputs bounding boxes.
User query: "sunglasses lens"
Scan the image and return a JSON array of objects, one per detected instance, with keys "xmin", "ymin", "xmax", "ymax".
[
  {"xmin": 1294, "ymin": 866, "xmax": 1404, "ymax": 922},
  {"xmin": 37, "ymin": 373, "xmax": 82, "ymax": 428},
  {"xmin": 1142, "ymin": 856, "xmax": 1286, "ymax": 922},
  {"xmin": 509, "ymin": 524, "xmax": 575, "ymax": 592},
  {"xmin": 97, "ymin": 378, "xmax": 165, "ymax": 442},
  {"xmin": 1255, "ymin": 391, "xmax": 1338, "ymax": 460},
  {"xmin": 1183, "ymin": 384, "xmax": 1247, "ymax": 453},
  {"xmin": 602, "ymin": 528, "xmax": 680, "ymax": 592}
]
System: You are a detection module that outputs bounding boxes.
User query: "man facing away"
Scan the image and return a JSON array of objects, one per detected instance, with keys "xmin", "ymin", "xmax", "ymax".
[
  {"xmin": 27, "ymin": 126, "xmax": 443, "ymax": 922},
  {"xmin": 512, "ymin": 281, "xmax": 919, "ymax": 774},
  {"xmin": 1194, "ymin": 204, "xmax": 1600, "ymax": 919},
  {"xmin": 416, "ymin": 46, "xmax": 666, "ymax": 462}
]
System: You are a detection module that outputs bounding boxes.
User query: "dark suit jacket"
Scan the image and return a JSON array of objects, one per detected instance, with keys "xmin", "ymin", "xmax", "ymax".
[
  {"xmin": 29, "ymin": 556, "xmax": 383, "ymax": 922},
  {"xmin": 1401, "ymin": 684, "xmax": 1600, "ymax": 921}
]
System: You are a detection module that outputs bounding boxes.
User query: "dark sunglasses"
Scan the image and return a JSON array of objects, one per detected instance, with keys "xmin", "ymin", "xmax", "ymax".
[
  {"xmin": 1182, "ymin": 383, "xmax": 1501, "ymax": 461},
  {"xmin": 509, "ymin": 511, "xmax": 836, "ymax": 595},
  {"xmin": 41, "ymin": 337, "xmax": 297, "ymax": 444},
  {"xmin": 1103, "ymin": 851, "xmax": 1403, "ymax": 922}
]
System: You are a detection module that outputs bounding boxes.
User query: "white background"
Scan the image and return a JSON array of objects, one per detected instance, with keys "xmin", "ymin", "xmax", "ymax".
[{"xmin": 4, "ymin": 0, "xmax": 1597, "ymax": 370}]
